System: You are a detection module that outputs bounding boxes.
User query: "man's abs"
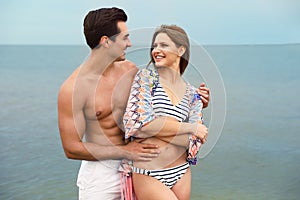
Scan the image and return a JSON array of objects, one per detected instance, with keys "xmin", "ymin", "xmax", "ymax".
[{"xmin": 85, "ymin": 118, "xmax": 125, "ymax": 146}]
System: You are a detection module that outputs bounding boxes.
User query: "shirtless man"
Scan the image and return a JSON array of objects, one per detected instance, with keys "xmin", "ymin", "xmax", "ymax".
[
  {"xmin": 58, "ymin": 8, "xmax": 160, "ymax": 199},
  {"xmin": 58, "ymin": 7, "xmax": 210, "ymax": 200}
]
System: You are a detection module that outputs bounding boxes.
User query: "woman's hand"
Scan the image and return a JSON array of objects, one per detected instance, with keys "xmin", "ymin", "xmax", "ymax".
[{"xmin": 193, "ymin": 122, "xmax": 208, "ymax": 144}]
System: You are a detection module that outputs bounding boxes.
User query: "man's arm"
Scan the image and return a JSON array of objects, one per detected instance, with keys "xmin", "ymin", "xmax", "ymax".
[{"xmin": 58, "ymin": 81, "xmax": 159, "ymax": 162}]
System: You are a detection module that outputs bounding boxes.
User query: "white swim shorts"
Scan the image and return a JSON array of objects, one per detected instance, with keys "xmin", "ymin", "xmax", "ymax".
[{"xmin": 77, "ymin": 160, "xmax": 121, "ymax": 200}]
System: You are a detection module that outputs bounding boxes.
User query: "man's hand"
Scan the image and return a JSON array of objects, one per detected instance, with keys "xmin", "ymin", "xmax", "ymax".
[
  {"xmin": 121, "ymin": 140, "xmax": 160, "ymax": 161},
  {"xmin": 197, "ymin": 82, "xmax": 210, "ymax": 108}
]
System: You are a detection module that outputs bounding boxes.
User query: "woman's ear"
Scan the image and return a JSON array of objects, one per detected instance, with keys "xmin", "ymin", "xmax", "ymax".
[{"xmin": 178, "ymin": 46, "xmax": 186, "ymax": 57}]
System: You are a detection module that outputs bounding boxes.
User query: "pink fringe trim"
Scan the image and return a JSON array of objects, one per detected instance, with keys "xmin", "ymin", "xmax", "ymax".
[{"xmin": 119, "ymin": 159, "xmax": 137, "ymax": 200}]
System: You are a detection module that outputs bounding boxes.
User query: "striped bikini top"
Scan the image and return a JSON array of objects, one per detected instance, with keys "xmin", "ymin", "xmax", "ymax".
[
  {"xmin": 123, "ymin": 65, "xmax": 203, "ymax": 165},
  {"xmin": 152, "ymin": 82, "xmax": 190, "ymax": 122},
  {"xmin": 123, "ymin": 65, "xmax": 202, "ymax": 139}
]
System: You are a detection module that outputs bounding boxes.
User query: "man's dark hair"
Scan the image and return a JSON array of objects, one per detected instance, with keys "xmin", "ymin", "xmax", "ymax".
[{"xmin": 83, "ymin": 7, "xmax": 127, "ymax": 49}]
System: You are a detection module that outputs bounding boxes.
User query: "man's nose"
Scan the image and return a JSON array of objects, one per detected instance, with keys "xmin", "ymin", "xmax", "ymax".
[{"xmin": 127, "ymin": 38, "xmax": 132, "ymax": 47}]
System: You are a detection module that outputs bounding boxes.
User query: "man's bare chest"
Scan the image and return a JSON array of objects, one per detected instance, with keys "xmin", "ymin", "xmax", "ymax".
[{"xmin": 84, "ymin": 79, "xmax": 119, "ymax": 121}]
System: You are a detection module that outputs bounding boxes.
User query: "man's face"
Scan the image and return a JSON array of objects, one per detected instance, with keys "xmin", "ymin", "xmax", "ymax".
[{"xmin": 109, "ymin": 21, "xmax": 132, "ymax": 61}]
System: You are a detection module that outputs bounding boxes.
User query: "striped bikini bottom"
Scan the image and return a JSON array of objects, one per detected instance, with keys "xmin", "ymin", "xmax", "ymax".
[{"xmin": 132, "ymin": 162, "xmax": 190, "ymax": 188}]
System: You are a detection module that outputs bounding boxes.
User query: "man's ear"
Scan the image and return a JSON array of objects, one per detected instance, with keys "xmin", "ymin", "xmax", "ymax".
[
  {"xmin": 99, "ymin": 36, "xmax": 109, "ymax": 48},
  {"xmin": 178, "ymin": 46, "xmax": 186, "ymax": 57}
]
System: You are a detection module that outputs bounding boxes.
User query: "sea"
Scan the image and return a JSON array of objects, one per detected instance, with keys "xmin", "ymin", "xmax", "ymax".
[{"xmin": 0, "ymin": 44, "xmax": 299, "ymax": 200}]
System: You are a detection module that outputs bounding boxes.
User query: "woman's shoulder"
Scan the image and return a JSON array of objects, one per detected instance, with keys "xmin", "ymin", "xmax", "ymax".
[
  {"xmin": 185, "ymin": 82, "xmax": 202, "ymax": 104},
  {"xmin": 137, "ymin": 65, "xmax": 158, "ymax": 77},
  {"xmin": 185, "ymin": 82, "xmax": 198, "ymax": 93}
]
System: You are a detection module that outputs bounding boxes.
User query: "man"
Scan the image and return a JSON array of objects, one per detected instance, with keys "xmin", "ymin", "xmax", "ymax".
[{"xmin": 58, "ymin": 7, "xmax": 210, "ymax": 199}]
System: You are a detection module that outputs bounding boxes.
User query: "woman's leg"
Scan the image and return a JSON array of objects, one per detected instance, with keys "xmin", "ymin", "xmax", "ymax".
[
  {"xmin": 133, "ymin": 173, "xmax": 178, "ymax": 200},
  {"xmin": 172, "ymin": 168, "xmax": 191, "ymax": 200}
]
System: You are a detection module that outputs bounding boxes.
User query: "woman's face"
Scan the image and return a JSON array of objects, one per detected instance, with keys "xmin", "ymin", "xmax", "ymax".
[{"xmin": 151, "ymin": 33, "xmax": 181, "ymax": 69}]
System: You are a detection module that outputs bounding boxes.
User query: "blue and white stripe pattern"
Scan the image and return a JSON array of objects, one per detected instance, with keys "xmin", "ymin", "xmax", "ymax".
[
  {"xmin": 152, "ymin": 82, "xmax": 190, "ymax": 122},
  {"xmin": 132, "ymin": 162, "xmax": 190, "ymax": 188}
]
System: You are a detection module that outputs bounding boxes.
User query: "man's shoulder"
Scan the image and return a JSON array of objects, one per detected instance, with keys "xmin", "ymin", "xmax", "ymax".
[
  {"xmin": 116, "ymin": 60, "xmax": 137, "ymax": 70},
  {"xmin": 58, "ymin": 68, "xmax": 80, "ymax": 97}
]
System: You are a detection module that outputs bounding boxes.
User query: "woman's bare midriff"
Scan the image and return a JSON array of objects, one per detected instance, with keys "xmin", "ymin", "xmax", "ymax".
[{"xmin": 133, "ymin": 137, "xmax": 187, "ymax": 170}]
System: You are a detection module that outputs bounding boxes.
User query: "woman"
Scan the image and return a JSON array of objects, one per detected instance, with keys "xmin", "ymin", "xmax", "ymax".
[{"xmin": 122, "ymin": 25, "xmax": 208, "ymax": 200}]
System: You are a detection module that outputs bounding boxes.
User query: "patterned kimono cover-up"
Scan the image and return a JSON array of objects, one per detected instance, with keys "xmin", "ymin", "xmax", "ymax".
[{"xmin": 119, "ymin": 65, "xmax": 203, "ymax": 200}]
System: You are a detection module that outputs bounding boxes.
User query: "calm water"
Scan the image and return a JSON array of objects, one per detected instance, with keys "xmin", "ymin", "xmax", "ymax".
[{"xmin": 0, "ymin": 44, "xmax": 299, "ymax": 199}]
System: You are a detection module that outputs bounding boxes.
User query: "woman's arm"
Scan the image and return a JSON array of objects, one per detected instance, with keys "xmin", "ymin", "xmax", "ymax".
[
  {"xmin": 123, "ymin": 68, "xmax": 207, "ymax": 147},
  {"xmin": 135, "ymin": 116, "xmax": 194, "ymax": 138},
  {"xmin": 136, "ymin": 118, "xmax": 207, "ymax": 147}
]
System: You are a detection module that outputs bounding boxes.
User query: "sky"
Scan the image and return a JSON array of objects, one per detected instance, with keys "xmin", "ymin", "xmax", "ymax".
[{"xmin": 0, "ymin": 0, "xmax": 299, "ymax": 45}]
